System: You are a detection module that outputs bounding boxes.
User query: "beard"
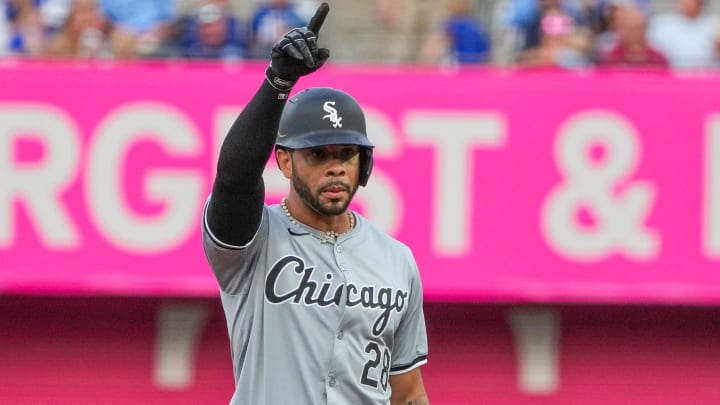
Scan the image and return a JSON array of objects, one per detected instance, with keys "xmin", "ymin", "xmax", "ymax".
[{"xmin": 291, "ymin": 168, "xmax": 358, "ymax": 216}]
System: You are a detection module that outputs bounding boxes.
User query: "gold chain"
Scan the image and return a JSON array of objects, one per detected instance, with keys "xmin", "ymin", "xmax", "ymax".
[{"xmin": 281, "ymin": 198, "xmax": 354, "ymax": 243}]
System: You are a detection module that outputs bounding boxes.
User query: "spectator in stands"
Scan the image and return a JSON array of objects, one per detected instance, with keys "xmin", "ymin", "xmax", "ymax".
[
  {"xmin": 419, "ymin": 0, "xmax": 491, "ymax": 65},
  {"xmin": 583, "ymin": 0, "xmax": 650, "ymax": 38},
  {"xmin": 100, "ymin": 0, "xmax": 177, "ymax": 59},
  {"xmin": 1, "ymin": 1, "xmax": 12, "ymax": 55},
  {"xmin": 647, "ymin": 0, "xmax": 720, "ymax": 69},
  {"xmin": 45, "ymin": 0, "xmax": 109, "ymax": 58},
  {"xmin": 589, "ymin": 1, "xmax": 653, "ymax": 62},
  {"xmin": 590, "ymin": 0, "xmax": 621, "ymax": 60},
  {"xmin": 4, "ymin": 0, "xmax": 81, "ymax": 56},
  {"xmin": 596, "ymin": 2, "xmax": 667, "ymax": 67},
  {"xmin": 249, "ymin": 0, "xmax": 305, "ymax": 59},
  {"xmin": 37, "ymin": 0, "xmax": 71, "ymax": 34},
  {"xmin": 5, "ymin": 0, "xmax": 45, "ymax": 55},
  {"xmin": 516, "ymin": 4, "xmax": 591, "ymax": 68},
  {"xmin": 497, "ymin": 0, "xmax": 588, "ymax": 52},
  {"xmin": 176, "ymin": 0, "xmax": 246, "ymax": 60}
]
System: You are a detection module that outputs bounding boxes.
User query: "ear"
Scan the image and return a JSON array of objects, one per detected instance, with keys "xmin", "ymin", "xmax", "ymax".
[{"xmin": 275, "ymin": 148, "xmax": 293, "ymax": 179}]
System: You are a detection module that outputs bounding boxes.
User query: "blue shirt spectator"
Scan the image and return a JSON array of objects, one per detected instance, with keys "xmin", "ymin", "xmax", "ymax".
[
  {"xmin": 445, "ymin": 12, "xmax": 490, "ymax": 63},
  {"xmin": 99, "ymin": 0, "xmax": 174, "ymax": 34},
  {"xmin": 99, "ymin": 0, "xmax": 177, "ymax": 58},
  {"xmin": 5, "ymin": 0, "xmax": 66, "ymax": 55},
  {"xmin": 420, "ymin": 0, "xmax": 490, "ymax": 65},
  {"xmin": 1, "ymin": 1, "xmax": 11, "ymax": 55},
  {"xmin": 177, "ymin": 1, "xmax": 247, "ymax": 60},
  {"xmin": 249, "ymin": 0, "xmax": 306, "ymax": 59}
]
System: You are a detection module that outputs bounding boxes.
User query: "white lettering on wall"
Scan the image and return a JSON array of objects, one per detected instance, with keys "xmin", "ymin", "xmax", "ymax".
[
  {"xmin": 541, "ymin": 110, "xmax": 660, "ymax": 261},
  {"xmin": 405, "ymin": 111, "xmax": 506, "ymax": 256},
  {"xmin": 0, "ymin": 103, "xmax": 80, "ymax": 248},
  {"xmin": 85, "ymin": 103, "xmax": 204, "ymax": 253},
  {"xmin": 704, "ymin": 115, "xmax": 720, "ymax": 259},
  {"xmin": 354, "ymin": 108, "xmax": 402, "ymax": 234}
]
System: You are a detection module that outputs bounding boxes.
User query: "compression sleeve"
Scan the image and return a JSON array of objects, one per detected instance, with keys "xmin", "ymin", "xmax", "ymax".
[{"xmin": 206, "ymin": 79, "xmax": 289, "ymax": 246}]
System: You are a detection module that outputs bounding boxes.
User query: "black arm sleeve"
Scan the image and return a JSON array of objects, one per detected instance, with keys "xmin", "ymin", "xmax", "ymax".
[{"xmin": 206, "ymin": 79, "xmax": 289, "ymax": 246}]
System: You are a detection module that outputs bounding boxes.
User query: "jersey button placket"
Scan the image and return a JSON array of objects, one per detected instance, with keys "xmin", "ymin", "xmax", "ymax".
[
  {"xmin": 327, "ymin": 264, "xmax": 346, "ymax": 401},
  {"xmin": 335, "ymin": 244, "xmax": 347, "ymax": 271}
]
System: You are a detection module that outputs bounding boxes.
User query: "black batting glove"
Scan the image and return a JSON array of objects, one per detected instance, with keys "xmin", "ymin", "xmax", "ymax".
[{"xmin": 266, "ymin": 2, "xmax": 330, "ymax": 91}]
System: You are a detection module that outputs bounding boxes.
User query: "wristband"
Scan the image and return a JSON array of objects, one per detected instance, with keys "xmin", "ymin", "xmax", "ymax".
[{"xmin": 265, "ymin": 65, "xmax": 295, "ymax": 93}]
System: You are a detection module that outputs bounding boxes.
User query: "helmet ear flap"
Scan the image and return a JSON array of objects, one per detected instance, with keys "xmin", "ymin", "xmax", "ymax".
[{"xmin": 359, "ymin": 148, "xmax": 373, "ymax": 187}]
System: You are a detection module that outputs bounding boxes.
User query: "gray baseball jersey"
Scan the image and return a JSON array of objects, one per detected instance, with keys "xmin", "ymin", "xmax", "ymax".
[{"xmin": 202, "ymin": 200, "xmax": 428, "ymax": 404}]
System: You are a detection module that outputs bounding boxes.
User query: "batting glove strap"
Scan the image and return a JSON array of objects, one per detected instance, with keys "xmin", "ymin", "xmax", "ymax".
[{"xmin": 265, "ymin": 65, "xmax": 295, "ymax": 92}]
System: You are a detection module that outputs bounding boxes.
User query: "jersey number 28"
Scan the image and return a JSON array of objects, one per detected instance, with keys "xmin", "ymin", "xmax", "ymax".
[{"xmin": 360, "ymin": 342, "xmax": 390, "ymax": 391}]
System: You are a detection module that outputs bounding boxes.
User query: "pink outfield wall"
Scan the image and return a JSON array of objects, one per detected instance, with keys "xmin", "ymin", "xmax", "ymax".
[{"xmin": 0, "ymin": 60, "xmax": 719, "ymax": 303}]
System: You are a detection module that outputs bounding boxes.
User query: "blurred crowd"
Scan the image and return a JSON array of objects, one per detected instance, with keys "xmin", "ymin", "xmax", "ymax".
[
  {"xmin": 0, "ymin": 0, "xmax": 718, "ymax": 69},
  {"xmin": 493, "ymin": 0, "xmax": 720, "ymax": 69},
  {"xmin": 0, "ymin": 0, "xmax": 316, "ymax": 60}
]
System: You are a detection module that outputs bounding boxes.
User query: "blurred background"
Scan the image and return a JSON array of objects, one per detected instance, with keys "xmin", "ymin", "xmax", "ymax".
[
  {"xmin": 2, "ymin": 0, "xmax": 720, "ymax": 404},
  {"xmin": 2, "ymin": 0, "xmax": 719, "ymax": 67}
]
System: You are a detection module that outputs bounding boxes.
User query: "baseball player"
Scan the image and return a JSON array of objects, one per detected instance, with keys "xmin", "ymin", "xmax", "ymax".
[{"xmin": 202, "ymin": 3, "xmax": 429, "ymax": 404}]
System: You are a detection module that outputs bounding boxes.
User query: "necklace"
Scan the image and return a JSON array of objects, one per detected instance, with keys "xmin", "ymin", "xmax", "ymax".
[{"xmin": 281, "ymin": 198, "xmax": 355, "ymax": 243}]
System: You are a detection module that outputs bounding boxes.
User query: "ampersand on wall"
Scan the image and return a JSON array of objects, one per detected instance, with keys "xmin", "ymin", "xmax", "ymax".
[{"xmin": 541, "ymin": 110, "xmax": 660, "ymax": 262}]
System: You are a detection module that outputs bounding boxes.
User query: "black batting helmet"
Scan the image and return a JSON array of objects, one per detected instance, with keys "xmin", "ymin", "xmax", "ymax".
[{"xmin": 276, "ymin": 87, "xmax": 374, "ymax": 186}]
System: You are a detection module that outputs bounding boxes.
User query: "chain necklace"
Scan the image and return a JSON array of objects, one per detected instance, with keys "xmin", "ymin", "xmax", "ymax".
[{"xmin": 281, "ymin": 198, "xmax": 355, "ymax": 243}]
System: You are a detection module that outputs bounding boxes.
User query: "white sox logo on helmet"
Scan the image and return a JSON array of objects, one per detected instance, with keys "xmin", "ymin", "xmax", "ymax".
[{"xmin": 322, "ymin": 101, "xmax": 343, "ymax": 128}]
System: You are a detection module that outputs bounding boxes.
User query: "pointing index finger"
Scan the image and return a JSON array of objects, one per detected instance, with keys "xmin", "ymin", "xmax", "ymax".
[{"xmin": 307, "ymin": 2, "xmax": 330, "ymax": 35}]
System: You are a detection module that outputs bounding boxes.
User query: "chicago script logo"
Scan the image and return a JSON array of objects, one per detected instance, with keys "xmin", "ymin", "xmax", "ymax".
[
  {"xmin": 322, "ymin": 101, "xmax": 343, "ymax": 128},
  {"xmin": 265, "ymin": 255, "xmax": 408, "ymax": 336}
]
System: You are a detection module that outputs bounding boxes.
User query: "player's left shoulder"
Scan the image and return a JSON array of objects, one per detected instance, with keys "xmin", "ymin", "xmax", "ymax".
[{"xmin": 353, "ymin": 214, "xmax": 415, "ymax": 257}]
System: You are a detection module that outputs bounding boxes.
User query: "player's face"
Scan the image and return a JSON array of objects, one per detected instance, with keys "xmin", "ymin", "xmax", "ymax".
[{"xmin": 287, "ymin": 144, "xmax": 361, "ymax": 216}]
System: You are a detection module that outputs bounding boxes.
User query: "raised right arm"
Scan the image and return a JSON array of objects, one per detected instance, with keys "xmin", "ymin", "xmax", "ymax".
[
  {"xmin": 205, "ymin": 3, "xmax": 331, "ymax": 247},
  {"xmin": 205, "ymin": 80, "xmax": 288, "ymax": 247}
]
